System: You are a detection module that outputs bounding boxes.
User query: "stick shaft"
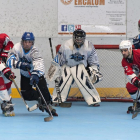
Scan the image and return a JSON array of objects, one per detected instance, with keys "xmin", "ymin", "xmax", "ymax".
[{"xmin": 12, "ymin": 79, "xmax": 38, "ymax": 111}]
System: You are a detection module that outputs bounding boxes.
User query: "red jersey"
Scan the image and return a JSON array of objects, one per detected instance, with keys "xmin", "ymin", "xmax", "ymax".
[
  {"xmin": 0, "ymin": 33, "xmax": 14, "ymax": 53},
  {"xmin": 122, "ymin": 49, "xmax": 140, "ymax": 82}
]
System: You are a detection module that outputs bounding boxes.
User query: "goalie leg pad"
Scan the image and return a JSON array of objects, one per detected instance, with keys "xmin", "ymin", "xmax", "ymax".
[
  {"xmin": 70, "ymin": 64, "xmax": 101, "ymax": 105},
  {"xmin": 52, "ymin": 65, "xmax": 73, "ymax": 103}
]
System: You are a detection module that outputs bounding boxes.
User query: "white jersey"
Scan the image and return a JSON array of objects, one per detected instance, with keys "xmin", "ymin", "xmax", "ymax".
[
  {"xmin": 6, "ymin": 42, "xmax": 45, "ymax": 78},
  {"xmin": 54, "ymin": 39, "xmax": 99, "ymax": 68}
]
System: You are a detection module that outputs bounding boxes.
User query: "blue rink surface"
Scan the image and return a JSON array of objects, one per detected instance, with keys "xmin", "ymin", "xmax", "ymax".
[{"xmin": 0, "ymin": 99, "xmax": 139, "ymax": 140}]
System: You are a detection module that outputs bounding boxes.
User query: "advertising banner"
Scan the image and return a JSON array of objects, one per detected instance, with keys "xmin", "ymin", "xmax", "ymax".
[{"xmin": 58, "ymin": 0, "xmax": 126, "ymax": 36}]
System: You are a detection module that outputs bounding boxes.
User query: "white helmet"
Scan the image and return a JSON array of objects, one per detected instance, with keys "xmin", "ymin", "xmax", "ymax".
[{"xmin": 119, "ymin": 40, "xmax": 132, "ymax": 50}]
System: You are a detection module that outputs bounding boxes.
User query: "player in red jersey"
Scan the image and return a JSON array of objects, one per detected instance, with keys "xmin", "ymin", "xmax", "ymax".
[
  {"xmin": 120, "ymin": 40, "xmax": 140, "ymax": 113},
  {"xmin": 0, "ymin": 33, "xmax": 15, "ymax": 116}
]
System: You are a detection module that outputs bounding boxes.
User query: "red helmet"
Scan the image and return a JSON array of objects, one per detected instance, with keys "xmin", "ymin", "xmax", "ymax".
[
  {"xmin": 138, "ymin": 20, "xmax": 140, "ymax": 32},
  {"xmin": 0, "ymin": 33, "xmax": 14, "ymax": 51}
]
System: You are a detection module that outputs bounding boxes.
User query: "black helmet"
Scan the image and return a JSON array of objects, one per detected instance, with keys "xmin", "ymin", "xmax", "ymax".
[{"xmin": 73, "ymin": 29, "xmax": 86, "ymax": 48}]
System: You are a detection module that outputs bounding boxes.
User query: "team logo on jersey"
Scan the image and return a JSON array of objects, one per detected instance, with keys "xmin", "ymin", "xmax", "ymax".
[
  {"xmin": 61, "ymin": 0, "xmax": 73, "ymax": 5},
  {"xmin": 70, "ymin": 52, "xmax": 85, "ymax": 61}
]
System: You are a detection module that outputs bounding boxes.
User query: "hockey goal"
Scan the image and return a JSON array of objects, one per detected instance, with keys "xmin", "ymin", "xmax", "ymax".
[{"xmin": 55, "ymin": 44, "xmax": 134, "ymax": 102}]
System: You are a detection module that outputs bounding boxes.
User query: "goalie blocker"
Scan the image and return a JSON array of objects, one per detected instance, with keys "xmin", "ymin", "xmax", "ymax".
[{"xmin": 52, "ymin": 64, "xmax": 101, "ymax": 106}]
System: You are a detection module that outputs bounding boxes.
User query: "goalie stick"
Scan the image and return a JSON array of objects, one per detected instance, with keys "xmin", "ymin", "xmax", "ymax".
[
  {"xmin": 132, "ymin": 90, "xmax": 140, "ymax": 119},
  {"xmin": 11, "ymin": 79, "xmax": 38, "ymax": 112},
  {"xmin": 49, "ymin": 38, "xmax": 72, "ymax": 108},
  {"xmin": 27, "ymin": 69, "xmax": 53, "ymax": 122}
]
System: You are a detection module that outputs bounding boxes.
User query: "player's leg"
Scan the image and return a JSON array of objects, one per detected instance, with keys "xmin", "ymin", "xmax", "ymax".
[
  {"xmin": 70, "ymin": 64, "xmax": 101, "ymax": 106},
  {"xmin": 20, "ymin": 75, "xmax": 39, "ymax": 100},
  {"xmin": 37, "ymin": 76, "xmax": 58, "ymax": 116},
  {"xmin": 0, "ymin": 77, "xmax": 15, "ymax": 116},
  {"xmin": 126, "ymin": 82, "xmax": 140, "ymax": 113},
  {"xmin": 21, "ymin": 74, "xmax": 58, "ymax": 116}
]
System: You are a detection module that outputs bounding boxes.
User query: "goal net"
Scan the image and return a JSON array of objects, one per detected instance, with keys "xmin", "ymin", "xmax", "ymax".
[{"xmin": 55, "ymin": 44, "xmax": 132, "ymax": 102}]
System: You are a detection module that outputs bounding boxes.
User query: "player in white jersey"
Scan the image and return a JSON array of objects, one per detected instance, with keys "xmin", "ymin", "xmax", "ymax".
[
  {"xmin": 47, "ymin": 29, "xmax": 103, "ymax": 106},
  {"xmin": 0, "ymin": 33, "xmax": 15, "ymax": 117},
  {"xmin": 7, "ymin": 32, "xmax": 58, "ymax": 116}
]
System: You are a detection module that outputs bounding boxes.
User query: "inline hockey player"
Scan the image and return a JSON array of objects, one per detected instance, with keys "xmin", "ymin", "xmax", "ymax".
[
  {"xmin": 47, "ymin": 29, "xmax": 103, "ymax": 107},
  {"xmin": 0, "ymin": 33, "xmax": 15, "ymax": 116},
  {"xmin": 6, "ymin": 32, "xmax": 58, "ymax": 116},
  {"xmin": 119, "ymin": 40, "xmax": 140, "ymax": 114},
  {"xmin": 133, "ymin": 20, "xmax": 140, "ymax": 49}
]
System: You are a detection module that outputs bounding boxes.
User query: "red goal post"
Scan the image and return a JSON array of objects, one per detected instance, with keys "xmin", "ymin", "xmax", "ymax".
[{"xmin": 55, "ymin": 44, "xmax": 135, "ymax": 102}]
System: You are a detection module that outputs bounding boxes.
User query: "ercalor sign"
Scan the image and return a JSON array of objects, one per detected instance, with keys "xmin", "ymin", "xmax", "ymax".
[
  {"xmin": 58, "ymin": 0, "xmax": 126, "ymax": 36},
  {"xmin": 74, "ymin": 0, "xmax": 105, "ymax": 5}
]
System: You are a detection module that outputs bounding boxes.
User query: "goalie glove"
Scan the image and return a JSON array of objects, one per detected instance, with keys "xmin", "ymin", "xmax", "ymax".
[
  {"xmin": 87, "ymin": 65, "xmax": 103, "ymax": 84},
  {"xmin": 46, "ymin": 61, "xmax": 62, "ymax": 81}
]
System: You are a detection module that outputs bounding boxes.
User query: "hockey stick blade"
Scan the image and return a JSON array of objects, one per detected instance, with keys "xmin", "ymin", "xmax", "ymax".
[
  {"xmin": 27, "ymin": 104, "xmax": 38, "ymax": 112},
  {"xmin": 132, "ymin": 108, "xmax": 140, "ymax": 119},
  {"xmin": 44, "ymin": 116, "xmax": 53, "ymax": 122},
  {"xmin": 59, "ymin": 102, "xmax": 72, "ymax": 108},
  {"xmin": 132, "ymin": 112, "xmax": 139, "ymax": 119}
]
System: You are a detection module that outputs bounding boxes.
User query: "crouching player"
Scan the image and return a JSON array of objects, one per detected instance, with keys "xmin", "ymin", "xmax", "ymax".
[
  {"xmin": 6, "ymin": 32, "xmax": 58, "ymax": 116},
  {"xmin": 119, "ymin": 40, "xmax": 140, "ymax": 113},
  {"xmin": 0, "ymin": 33, "xmax": 15, "ymax": 116},
  {"xmin": 47, "ymin": 29, "xmax": 103, "ymax": 107}
]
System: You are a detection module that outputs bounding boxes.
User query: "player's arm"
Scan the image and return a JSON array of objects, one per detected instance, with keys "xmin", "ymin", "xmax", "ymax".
[
  {"xmin": 87, "ymin": 43, "xmax": 103, "ymax": 84},
  {"xmin": 122, "ymin": 60, "xmax": 140, "ymax": 87},
  {"xmin": 6, "ymin": 46, "xmax": 31, "ymax": 71},
  {"xmin": 30, "ymin": 48, "xmax": 45, "ymax": 85}
]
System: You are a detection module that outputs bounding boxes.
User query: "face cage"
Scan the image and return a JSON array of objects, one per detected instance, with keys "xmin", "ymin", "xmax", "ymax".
[
  {"xmin": 74, "ymin": 36, "xmax": 85, "ymax": 47},
  {"xmin": 21, "ymin": 40, "xmax": 34, "ymax": 45}
]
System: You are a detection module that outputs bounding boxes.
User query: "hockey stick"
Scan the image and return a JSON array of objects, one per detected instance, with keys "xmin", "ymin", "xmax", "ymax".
[
  {"xmin": 11, "ymin": 79, "xmax": 38, "ymax": 112},
  {"xmin": 132, "ymin": 90, "xmax": 140, "ymax": 119},
  {"xmin": 27, "ymin": 69, "xmax": 53, "ymax": 122},
  {"xmin": 35, "ymin": 84, "xmax": 53, "ymax": 122},
  {"xmin": 49, "ymin": 38, "xmax": 72, "ymax": 108}
]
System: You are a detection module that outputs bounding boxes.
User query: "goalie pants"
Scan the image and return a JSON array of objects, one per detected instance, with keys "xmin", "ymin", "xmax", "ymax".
[{"xmin": 21, "ymin": 75, "xmax": 52, "ymax": 103}]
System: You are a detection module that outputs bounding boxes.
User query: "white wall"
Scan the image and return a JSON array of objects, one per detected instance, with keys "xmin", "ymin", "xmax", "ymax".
[{"xmin": 0, "ymin": 0, "xmax": 140, "ymax": 87}]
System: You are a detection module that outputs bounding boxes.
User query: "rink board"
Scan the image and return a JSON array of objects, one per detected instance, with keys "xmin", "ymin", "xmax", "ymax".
[{"xmin": 11, "ymin": 87, "xmax": 131, "ymax": 99}]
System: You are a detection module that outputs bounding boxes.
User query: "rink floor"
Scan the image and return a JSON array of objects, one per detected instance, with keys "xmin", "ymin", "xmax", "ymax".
[{"xmin": 0, "ymin": 99, "xmax": 139, "ymax": 140}]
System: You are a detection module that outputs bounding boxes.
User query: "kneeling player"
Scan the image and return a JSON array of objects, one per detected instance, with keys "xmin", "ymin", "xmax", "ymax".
[
  {"xmin": 0, "ymin": 33, "xmax": 15, "ymax": 116},
  {"xmin": 47, "ymin": 29, "xmax": 103, "ymax": 106}
]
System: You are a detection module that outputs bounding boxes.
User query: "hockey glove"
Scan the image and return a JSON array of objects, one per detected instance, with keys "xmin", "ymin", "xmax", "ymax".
[
  {"xmin": 16, "ymin": 61, "xmax": 31, "ymax": 71},
  {"xmin": 0, "ymin": 52, "xmax": 8, "ymax": 63},
  {"xmin": 131, "ymin": 77, "xmax": 140, "ymax": 88},
  {"xmin": 30, "ymin": 71, "xmax": 40, "ymax": 86},
  {"xmin": 2, "ymin": 67, "xmax": 16, "ymax": 80}
]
